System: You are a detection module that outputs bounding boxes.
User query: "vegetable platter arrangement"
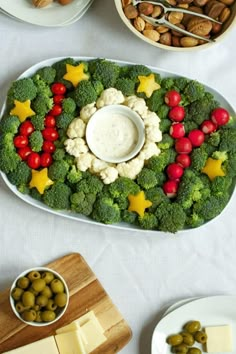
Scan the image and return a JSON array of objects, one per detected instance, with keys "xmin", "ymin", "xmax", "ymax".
[{"xmin": 0, "ymin": 56, "xmax": 236, "ymax": 234}]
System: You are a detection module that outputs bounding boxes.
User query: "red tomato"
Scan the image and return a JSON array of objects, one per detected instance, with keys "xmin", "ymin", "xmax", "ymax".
[
  {"xmin": 164, "ymin": 90, "xmax": 181, "ymax": 107},
  {"xmin": 166, "ymin": 163, "xmax": 184, "ymax": 180},
  {"xmin": 49, "ymin": 104, "xmax": 62, "ymax": 116},
  {"xmin": 19, "ymin": 121, "xmax": 34, "ymax": 136},
  {"xmin": 188, "ymin": 129, "xmax": 205, "ymax": 147},
  {"xmin": 53, "ymin": 95, "xmax": 65, "ymax": 105},
  {"xmin": 169, "ymin": 123, "xmax": 185, "ymax": 139},
  {"xmin": 27, "ymin": 152, "xmax": 41, "ymax": 169},
  {"xmin": 14, "ymin": 135, "xmax": 29, "ymax": 148},
  {"xmin": 40, "ymin": 152, "xmax": 53, "ymax": 167},
  {"xmin": 42, "ymin": 140, "xmax": 56, "ymax": 153},
  {"xmin": 176, "ymin": 154, "xmax": 191, "ymax": 168},
  {"xmin": 44, "ymin": 115, "xmax": 56, "ymax": 128},
  {"xmin": 17, "ymin": 146, "xmax": 32, "ymax": 161},
  {"xmin": 42, "ymin": 128, "xmax": 59, "ymax": 141},
  {"xmin": 163, "ymin": 180, "xmax": 179, "ymax": 198},
  {"xmin": 168, "ymin": 106, "xmax": 185, "ymax": 122},
  {"xmin": 51, "ymin": 83, "xmax": 66, "ymax": 95},
  {"xmin": 175, "ymin": 137, "xmax": 192, "ymax": 154},
  {"xmin": 211, "ymin": 107, "xmax": 230, "ymax": 126},
  {"xmin": 201, "ymin": 120, "xmax": 217, "ymax": 134}
]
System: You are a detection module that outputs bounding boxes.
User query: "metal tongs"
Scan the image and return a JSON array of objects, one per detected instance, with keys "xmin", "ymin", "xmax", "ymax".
[{"xmin": 132, "ymin": 0, "xmax": 222, "ymax": 43}]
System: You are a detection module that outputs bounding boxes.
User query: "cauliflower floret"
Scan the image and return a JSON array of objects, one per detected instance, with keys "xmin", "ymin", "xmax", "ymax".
[
  {"xmin": 142, "ymin": 110, "xmax": 161, "ymax": 125},
  {"xmin": 100, "ymin": 166, "xmax": 119, "ymax": 184},
  {"xmin": 138, "ymin": 141, "xmax": 161, "ymax": 160},
  {"xmin": 64, "ymin": 138, "xmax": 88, "ymax": 157},
  {"xmin": 75, "ymin": 152, "xmax": 94, "ymax": 172},
  {"xmin": 117, "ymin": 157, "xmax": 144, "ymax": 180},
  {"xmin": 90, "ymin": 158, "xmax": 110, "ymax": 174},
  {"xmin": 80, "ymin": 102, "xmax": 97, "ymax": 123},
  {"xmin": 124, "ymin": 95, "xmax": 148, "ymax": 117},
  {"xmin": 145, "ymin": 126, "xmax": 162, "ymax": 142},
  {"xmin": 96, "ymin": 88, "xmax": 125, "ymax": 108},
  {"xmin": 67, "ymin": 118, "xmax": 86, "ymax": 139}
]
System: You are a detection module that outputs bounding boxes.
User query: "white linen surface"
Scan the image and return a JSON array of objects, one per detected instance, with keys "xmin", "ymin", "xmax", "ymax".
[{"xmin": 0, "ymin": 1, "xmax": 236, "ymax": 353}]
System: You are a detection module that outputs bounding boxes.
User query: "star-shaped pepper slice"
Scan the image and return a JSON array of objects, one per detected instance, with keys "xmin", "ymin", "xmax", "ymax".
[
  {"xmin": 201, "ymin": 157, "xmax": 226, "ymax": 181},
  {"xmin": 137, "ymin": 73, "xmax": 161, "ymax": 98},
  {"xmin": 10, "ymin": 100, "xmax": 35, "ymax": 123},
  {"xmin": 63, "ymin": 63, "xmax": 89, "ymax": 87},
  {"xmin": 29, "ymin": 168, "xmax": 54, "ymax": 195},
  {"xmin": 128, "ymin": 190, "xmax": 152, "ymax": 218}
]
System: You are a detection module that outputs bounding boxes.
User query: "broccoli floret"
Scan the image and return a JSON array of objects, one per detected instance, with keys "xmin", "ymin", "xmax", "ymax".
[
  {"xmin": 30, "ymin": 187, "xmax": 42, "ymax": 201},
  {"xmin": 207, "ymin": 131, "xmax": 221, "ymax": 147},
  {"xmin": 161, "ymin": 77, "xmax": 175, "ymax": 91},
  {"xmin": 56, "ymin": 113, "xmax": 75, "ymax": 129},
  {"xmin": 176, "ymin": 170, "xmax": 204, "ymax": 209},
  {"xmin": 183, "ymin": 80, "xmax": 205, "ymax": 103},
  {"xmin": 64, "ymin": 153, "xmax": 75, "ymax": 166},
  {"xmin": 90, "ymin": 59, "xmax": 120, "ymax": 88},
  {"xmin": 121, "ymin": 210, "xmax": 137, "ymax": 224},
  {"xmin": 52, "ymin": 57, "xmax": 76, "ymax": 89},
  {"xmin": 62, "ymin": 98, "xmax": 76, "ymax": 114},
  {"xmin": 7, "ymin": 161, "xmax": 31, "ymax": 187},
  {"xmin": 184, "ymin": 121, "xmax": 198, "ymax": 134},
  {"xmin": 108, "ymin": 177, "xmax": 140, "ymax": 198},
  {"xmin": 43, "ymin": 182, "xmax": 72, "ymax": 210},
  {"xmin": 0, "ymin": 132, "xmax": 15, "ymax": 150},
  {"xmin": 212, "ymin": 150, "xmax": 228, "ymax": 161},
  {"xmin": 67, "ymin": 165, "xmax": 83, "ymax": 184},
  {"xmin": 193, "ymin": 194, "xmax": 230, "ymax": 221},
  {"xmin": 0, "ymin": 115, "xmax": 20, "ymax": 134},
  {"xmin": 92, "ymin": 80, "xmax": 104, "ymax": 96},
  {"xmin": 54, "ymin": 128, "xmax": 67, "ymax": 148},
  {"xmin": 200, "ymin": 142, "xmax": 216, "ymax": 157},
  {"xmin": 73, "ymin": 80, "xmax": 97, "ymax": 108},
  {"xmin": 31, "ymin": 94, "xmax": 53, "ymax": 116},
  {"xmin": 126, "ymin": 64, "xmax": 152, "ymax": 81},
  {"xmin": 146, "ymin": 149, "xmax": 175, "ymax": 173},
  {"xmin": 157, "ymin": 105, "xmax": 169, "ymax": 120},
  {"xmin": 185, "ymin": 93, "xmax": 219, "ymax": 125},
  {"xmin": 137, "ymin": 168, "xmax": 158, "ymax": 190},
  {"xmin": 0, "ymin": 148, "xmax": 20, "ymax": 174},
  {"xmin": 157, "ymin": 134, "xmax": 174, "ymax": 150},
  {"xmin": 48, "ymin": 160, "xmax": 69, "ymax": 182},
  {"xmin": 155, "ymin": 202, "xmax": 186, "ymax": 233},
  {"xmin": 219, "ymin": 128, "xmax": 236, "ymax": 153},
  {"xmin": 32, "ymin": 74, "xmax": 52, "ymax": 98},
  {"xmin": 35, "ymin": 66, "xmax": 56, "ymax": 85},
  {"xmin": 52, "ymin": 148, "xmax": 65, "ymax": 161},
  {"xmin": 70, "ymin": 191, "xmax": 96, "ymax": 216},
  {"xmin": 138, "ymin": 213, "xmax": 158, "ymax": 230},
  {"xmin": 114, "ymin": 196, "xmax": 129, "ymax": 210},
  {"xmin": 76, "ymin": 174, "xmax": 103, "ymax": 195},
  {"xmin": 145, "ymin": 187, "xmax": 170, "ymax": 212},
  {"xmin": 146, "ymin": 88, "xmax": 165, "ymax": 112},
  {"xmin": 92, "ymin": 196, "xmax": 121, "ymax": 224},
  {"xmin": 7, "ymin": 78, "xmax": 37, "ymax": 106},
  {"xmin": 191, "ymin": 148, "xmax": 208, "ymax": 171},
  {"xmin": 223, "ymin": 152, "xmax": 236, "ymax": 177},
  {"xmin": 211, "ymin": 175, "xmax": 233, "ymax": 196},
  {"xmin": 29, "ymin": 131, "xmax": 43, "ymax": 152},
  {"xmin": 114, "ymin": 78, "xmax": 135, "ymax": 96},
  {"xmin": 159, "ymin": 118, "xmax": 171, "ymax": 133},
  {"xmin": 31, "ymin": 114, "xmax": 45, "ymax": 131},
  {"xmin": 185, "ymin": 213, "xmax": 205, "ymax": 228},
  {"xmin": 173, "ymin": 77, "xmax": 189, "ymax": 91}
]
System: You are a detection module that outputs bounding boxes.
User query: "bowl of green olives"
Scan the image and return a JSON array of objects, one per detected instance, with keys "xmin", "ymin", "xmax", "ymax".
[{"xmin": 10, "ymin": 267, "xmax": 69, "ymax": 326}]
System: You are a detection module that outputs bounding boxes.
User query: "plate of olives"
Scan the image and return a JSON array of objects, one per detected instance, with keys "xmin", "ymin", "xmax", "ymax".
[
  {"xmin": 10, "ymin": 267, "xmax": 69, "ymax": 326},
  {"xmin": 151, "ymin": 295, "xmax": 236, "ymax": 354}
]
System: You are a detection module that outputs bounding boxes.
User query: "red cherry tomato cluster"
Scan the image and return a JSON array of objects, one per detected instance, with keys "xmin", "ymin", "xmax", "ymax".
[
  {"xmin": 162, "ymin": 90, "xmax": 230, "ymax": 198},
  {"xmin": 13, "ymin": 82, "xmax": 67, "ymax": 170}
]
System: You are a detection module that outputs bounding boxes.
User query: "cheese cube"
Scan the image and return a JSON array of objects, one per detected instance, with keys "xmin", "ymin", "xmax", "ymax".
[
  {"xmin": 3, "ymin": 336, "xmax": 59, "ymax": 354},
  {"xmin": 81, "ymin": 319, "xmax": 106, "ymax": 353},
  {"xmin": 75, "ymin": 310, "xmax": 104, "ymax": 333},
  {"xmin": 205, "ymin": 325, "xmax": 233, "ymax": 353},
  {"xmin": 55, "ymin": 321, "xmax": 88, "ymax": 345},
  {"xmin": 55, "ymin": 330, "xmax": 86, "ymax": 354}
]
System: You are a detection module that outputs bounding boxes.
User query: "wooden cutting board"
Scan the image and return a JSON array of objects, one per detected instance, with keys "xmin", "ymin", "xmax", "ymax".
[{"xmin": 0, "ymin": 253, "xmax": 132, "ymax": 353}]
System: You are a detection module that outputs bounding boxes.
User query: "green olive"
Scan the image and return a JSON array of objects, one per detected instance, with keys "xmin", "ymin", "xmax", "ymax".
[
  {"xmin": 35, "ymin": 311, "xmax": 43, "ymax": 323},
  {"xmin": 50, "ymin": 279, "xmax": 64, "ymax": 293},
  {"xmin": 183, "ymin": 321, "xmax": 201, "ymax": 334},
  {"xmin": 32, "ymin": 279, "xmax": 46, "ymax": 292},
  {"xmin": 167, "ymin": 334, "xmax": 183, "ymax": 346},
  {"xmin": 22, "ymin": 309, "xmax": 37, "ymax": 322},
  {"xmin": 17, "ymin": 276, "xmax": 30, "ymax": 289},
  {"xmin": 27, "ymin": 271, "xmax": 41, "ymax": 282},
  {"xmin": 15, "ymin": 302, "xmax": 27, "ymax": 313},
  {"xmin": 28, "ymin": 287, "xmax": 39, "ymax": 296},
  {"xmin": 54, "ymin": 293, "xmax": 67, "ymax": 307},
  {"xmin": 194, "ymin": 331, "xmax": 207, "ymax": 344},
  {"xmin": 41, "ymin": 271, "xmax": 54, "ymax": 284},
  {"xmin": 181, "ymin": 332, "xmax": 195, "ymax": 346},
  {"xmin": 46, "ymin": 299, "xmax": 57, "ymax": 311},
  {"xmin": 36, "ymin": 295, "xmax": 48, "ymax": 307},
  {"xmin": 22, "ymin": 291, "xmax": 35, "ymax": 307},
  {"xmin": 11, "ymin": 287, "xmax": 24, "ymax": 301},
  {"xmin": 40, "ymin": 286, "xmax": 53, "ymax": 298},
  {"xmin": 172, "ymin": 344, "xmax": 188, "ymax": 354},
  {"xmin": 187, "ymin": 348, "xmax": 202, "ymax": 354},
  {"xmin": 41, "ymin": 310, "xmax": 56, "ymax": 322},
  {"xmin": 32, "ymin": 304, "xmax": 40, "ymax": 311}
]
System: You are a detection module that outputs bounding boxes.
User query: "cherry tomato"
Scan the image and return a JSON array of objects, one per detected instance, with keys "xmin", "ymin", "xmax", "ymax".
[
  {"xmin": 166, "ymin": 163, "xmax": 184, "ymax": 180},
  {"xmin": 175, "ymin": 137, "xmax": 192, "ymax": 154},
  {"xmin": 211, "ymin": 107, "xmax": 230, "ymax": 126},
  {"xmin": 163, "ymin": 180, "xmax": 179, "ymax": 198},
  {"xmin": 19, "ymin": 121, "xmax": 34, "ymax": 136},
  {"xmin": 169, "ymin": 123, "xmax": 185, "ymax": 139},
  {"xmin": 17, "ymin": 146, "xmax": 32, "ymax": 161},
  {"xmin": 40, "ymin": 152, "xmax": 53, "ymax": 167},
  {"xmin": 176, "ymin": 154, "xmax": 191, "ymax": 168},
  {"xmin": 49, "ymin": 104, "xmax": 62, "ymax": 116},
  {"xmin": 14, "ymin": 135, "xmax": 29, "ymax": 148},
  {"xmin": 42, "ymin": 140, "xmax": 56, "ymax": 153},
  {"xmin": 44, "ymin": 115, "xmax": 56, "ymax": 128},
  {"xmin": 42, "ymin": 128, "xmax": 59, "ymax": 141},
  {"xmin": 188, "ymin": 129, "xmax": 205, "ymax": 147},
  {"xmin": 164, "ymin": 90, "xmax": 181, "ymax": 107},
  {"xmin": 169, "ymin": 106, "xmax": 185, "ymax": 122},
  {"xmin": 201, "ymin": 120, "xmax": 217, "ymax": 134},
  {"xmin": 27, "ymin": 152, "xmax": 41, "ymax": 169},
  {"xmin": 53, "ymin": 95, "xmax": 65, "ymax": 105},
  {"xmin": 51, "ymin": 83, "xmax": 66, "ymax": 95}
]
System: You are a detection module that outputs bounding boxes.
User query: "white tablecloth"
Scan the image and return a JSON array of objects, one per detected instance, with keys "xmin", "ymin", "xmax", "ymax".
[{"xmin": 0, "ymin": 1, "xmax": 236, "ymax": 353}]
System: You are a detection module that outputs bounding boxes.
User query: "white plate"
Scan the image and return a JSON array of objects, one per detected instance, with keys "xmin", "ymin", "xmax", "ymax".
[
  {"xmin": 0, "ymin": 56, "xmax": 236, "ymax": 233},
  {"xmin": 0, "ymin": 0, "xmax": 92, "ymax": 27},
  {"xmin": 163, "ymin": 297, "xmax": 201, "ymax": 317},
  {"xmin": 152, "ymin": 295, "xmax": 236, "ymax": 354}
]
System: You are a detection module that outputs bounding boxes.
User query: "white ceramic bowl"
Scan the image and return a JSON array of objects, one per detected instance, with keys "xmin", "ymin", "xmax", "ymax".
[
  {"xmin": 86, "ymin": 105, "xmax": 145, "ymax": 163},
  {"xmin": 10, "ymin": 267, "xmax": 69, "ymax": 327},
  {"xmin": 114, "ymin": 0, "xmax": 236, "ymax": 52}
]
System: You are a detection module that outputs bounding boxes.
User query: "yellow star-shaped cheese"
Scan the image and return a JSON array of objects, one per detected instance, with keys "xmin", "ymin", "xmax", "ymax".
[
  {"xmin": 63, "ymin": 63, "xmax": 89, "ymax": 87},
  {"xmin": 128, "ymin": 190, "xmax": 152, "ymax": 218},
  {"xmin": 137, "ymin": 73, "xmax": 161, "ymax": 98},
  {"xmin": 10, "ymin": 100, "xmax": 35, "ymax": 123},
  {"xmin": 29, "ymin": 168, "xmax": 54, "ymax": 195},
  {"xmin": 202, "ymin": 157, "xmax": 226, "ymax": 181}
]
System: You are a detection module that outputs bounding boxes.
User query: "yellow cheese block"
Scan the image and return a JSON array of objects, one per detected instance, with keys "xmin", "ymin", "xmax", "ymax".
[
  {"xmin": 55, "ymin": 330, "xmax": 87, "ymax": 354},
  {"xmin": 81, "ymin": 319, "xmax": 107, "ymax": 353},
  {"xmin": 55, "ymin": 321, "xmax": 88, "ymax": 345},
  {"xmin": 76, "ymin": 310, "xmax": 104, "ymax": 333},
  {"xmin": 205, "ymin": 325, "xmax": 233, "ymax": 353},
  {"xmin": 3, "ymin": 336, "xmax": 59, "ymax": 354}
]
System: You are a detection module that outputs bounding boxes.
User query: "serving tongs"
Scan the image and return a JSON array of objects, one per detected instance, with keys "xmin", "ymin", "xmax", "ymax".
[{"xmin": 132, "ymin": 0, "xmax": 222, "ymax": 43}]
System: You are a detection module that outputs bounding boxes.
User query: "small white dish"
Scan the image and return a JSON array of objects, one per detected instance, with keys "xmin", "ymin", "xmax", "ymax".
[
  {"xmin": 10, "ymin": 267, "xmax": 69, "ymax": 327},
  {"xmin": 86, "ymin": 105, "xmax": 145, "ymax": 163}
]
